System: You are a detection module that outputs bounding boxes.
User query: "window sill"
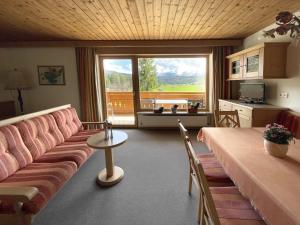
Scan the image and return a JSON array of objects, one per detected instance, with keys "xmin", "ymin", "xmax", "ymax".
[{"xmin": 137, "ymin": 111, "xmax": 212, "ymax": 116}]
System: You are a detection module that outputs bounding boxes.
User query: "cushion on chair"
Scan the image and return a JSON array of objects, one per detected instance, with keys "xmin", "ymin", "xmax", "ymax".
[
  {"xmin": 197, "ymin": 153, "xmax": 233, "ymax": 186},
  {"xmin": 34, "ymin": 143, "xmax": 94, "ymax": 167},
  {"xmin": 197, "ymin": 153, "xmax": 223, "ymax": 168},
  {"xmin": 204, "ymin": 167, "xmax": 231, "ymax": 182},
  {"xmin": 0, "ymin": 125, "xmax": 33, "ymax": 181},
  {"xmin": 51, "ymin": 108, "xmax": 83, "ymax": 140},
  {"xmin": 210, "ymin": 186, "xmax": 266, "ymax": 225},
  {"xmin": 16, "ymin": 115, "xmax": 65, "ymax": 159},
  {"xmin": 196, "ymin": 152, "xmax": 215, "ymax": 158},
  {"xmin": 0, "ymin": 161, "xmax": 77, "ymax": 214},
  {"xmin": 291, "ymin": 116, "xmax": 300, "ymax": 139},
  {"xmin": 276, "ymin": 111, "xmax": 300, "ymax": 139}
]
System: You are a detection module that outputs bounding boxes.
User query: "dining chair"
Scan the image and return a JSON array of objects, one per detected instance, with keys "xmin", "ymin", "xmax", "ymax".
[
  {"xmin": 214, "ymin": 110, "xmax": 240, "ymax": 127},
  {"xmin": 178, "ymin": 120, "xmax": 233, "ymax": 193},
  {"xmin": 185, "ymin": 135, "xmax": 266, "ymax": 225}
]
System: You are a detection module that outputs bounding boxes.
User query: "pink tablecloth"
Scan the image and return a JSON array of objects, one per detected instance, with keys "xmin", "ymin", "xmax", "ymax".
[{"xmin": 198, "ymin": 127, "xmax": 300, "ymax": 225}]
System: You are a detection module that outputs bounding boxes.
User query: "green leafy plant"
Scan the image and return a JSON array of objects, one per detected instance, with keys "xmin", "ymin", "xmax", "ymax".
[{"xmin": 263, "ymin": 123, "xmax": 294, "ymax": 145}]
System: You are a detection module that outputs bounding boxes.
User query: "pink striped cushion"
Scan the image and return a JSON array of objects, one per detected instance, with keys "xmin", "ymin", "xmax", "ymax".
[
  {"xmin": 34, "ymin": 143, "xmax": 94, "ymax": 167},
  {"xmin": 0, "ymin": 125, "xmax": 33, "ymax": 181},
  {"xmin": 52, "ymin": 108, "xmax": 82, "ymax": 139},
  {"xmin": 66, "ymin": 129, "xmax": 103, "ymax": 142},
  {"xmin": 0, "ymin": 161, "xmax": 77, "ymax": 214},
  {"xmin": 276, "ymin": 111, "xmax": 300, "ymax": 139},
  {"xmin": 16, "ymin": 115, "xmax": 65, "ymax": 159},
  {"xmin": 197, "ymin": 153, "xmax": 232, "ymax": 184},
  {"xmin": 210, "ymin": 186, "xmax": 266, "ymax": 224}
]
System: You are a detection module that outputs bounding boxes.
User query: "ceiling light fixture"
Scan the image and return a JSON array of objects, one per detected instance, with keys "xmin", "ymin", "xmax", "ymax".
[{"xmin": 263, "ymin": 11, "xmax": 300, "ymax": 39}]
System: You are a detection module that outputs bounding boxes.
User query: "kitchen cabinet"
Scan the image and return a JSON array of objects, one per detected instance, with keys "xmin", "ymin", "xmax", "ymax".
[{"xmin": 227, "ymin": 42, "xmax": 289, "ymax": 80}]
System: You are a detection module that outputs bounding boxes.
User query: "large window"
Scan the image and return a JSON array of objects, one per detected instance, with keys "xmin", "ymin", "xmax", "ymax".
[
  {"xmin": 138, "ymin": 57, "xmax": 208, "ymax": 111},
  {"xmin": 99, "ymin": 55, "xmax": 209, "ymax": 126}
]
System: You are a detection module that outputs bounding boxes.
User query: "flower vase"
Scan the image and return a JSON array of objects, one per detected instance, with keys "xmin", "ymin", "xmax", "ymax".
[{"xmin": 264, "ymin": 139, "xmax": 289, "ymax": 158}]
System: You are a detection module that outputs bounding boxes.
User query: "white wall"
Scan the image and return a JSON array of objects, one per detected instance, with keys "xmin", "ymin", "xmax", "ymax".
[
  {"xmin": 243, "ymin": 14, "xmax": 300, "ymax": 113},
  {"xmin": 0, "ymin": 48, "xmax": 81, "ymax": 116}
]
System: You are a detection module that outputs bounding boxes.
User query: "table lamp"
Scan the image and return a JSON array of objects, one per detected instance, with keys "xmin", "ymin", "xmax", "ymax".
[{"xmin": 5, "ymin": 68, "xmax": 32, "ymax": 113}]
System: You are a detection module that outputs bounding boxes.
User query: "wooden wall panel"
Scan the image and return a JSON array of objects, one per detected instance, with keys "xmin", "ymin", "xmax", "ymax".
[{"xmin": 0, "ymin": 0, "xmax": 299, "ymax": 41}]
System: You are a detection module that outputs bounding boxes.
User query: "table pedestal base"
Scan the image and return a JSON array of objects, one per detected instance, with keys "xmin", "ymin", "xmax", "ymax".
[{"xmin": 97, "ymin": 166, "xmax": 124, "ymax": 187}]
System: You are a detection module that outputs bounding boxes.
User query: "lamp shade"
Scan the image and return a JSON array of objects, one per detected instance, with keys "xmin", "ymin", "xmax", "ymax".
[{"xmin": 5, "ymin": 68, "xmax": 32, "ymax": 90}]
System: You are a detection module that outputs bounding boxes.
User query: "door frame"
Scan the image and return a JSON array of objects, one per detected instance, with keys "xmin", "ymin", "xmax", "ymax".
[{"xmin": 99, "ymin": 56, "xmax": 139, "ymax": 128}]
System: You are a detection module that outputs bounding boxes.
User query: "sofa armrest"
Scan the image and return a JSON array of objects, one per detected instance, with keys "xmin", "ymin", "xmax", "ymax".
[
  {"xmin": 82, "ymin": 122, "xmax": 105, "ymax": 130},
  {"xmin": 0, "ymin": 187, "xmax": 39, "ymax": 203}
]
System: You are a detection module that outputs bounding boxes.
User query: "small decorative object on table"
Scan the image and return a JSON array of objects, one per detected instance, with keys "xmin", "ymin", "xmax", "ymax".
[
  {"xmin": 188, "ymin": 102, "xmax": 200, "ymax": 113},
  {"xmin": 104, "ymin": 120, "xmax": 109, "ymax": 140},
  {"xmin": 263, "ymin": 123, "xmax": 295, "ymax": 158},
  {"xmin": 171, "ymin": 104, "xmax": 179, "ymax": 113},
  {"xmin": 109, "ymin": 122, "xmax": 113, "ymax": 139},
  {"xmin": 154, "ymin": 107, "xmax": 164, "ymax": 113},
  {"xmin": 104, "ymin": 120, "xmax": 113, "ymax": 140}
]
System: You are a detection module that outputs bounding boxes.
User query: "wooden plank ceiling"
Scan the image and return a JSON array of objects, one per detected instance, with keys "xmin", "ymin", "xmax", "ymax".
[{"xmin": 0, "ymin": 0, "xmax": 299, "ymax": 41}]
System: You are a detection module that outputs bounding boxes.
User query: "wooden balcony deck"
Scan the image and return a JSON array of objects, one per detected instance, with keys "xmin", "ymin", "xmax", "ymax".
[{"xmin": 106, "ymin": 91, "xmax": 206, "ymax": 115}]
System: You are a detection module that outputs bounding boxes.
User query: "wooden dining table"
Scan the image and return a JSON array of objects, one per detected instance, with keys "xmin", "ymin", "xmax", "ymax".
[{"xmin": 198, "ymin": 127, "xmax": 300, "ymax": 225}]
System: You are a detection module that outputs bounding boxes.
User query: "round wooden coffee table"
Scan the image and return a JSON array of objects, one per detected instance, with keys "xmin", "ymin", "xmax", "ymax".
[{"xmin": 87, "ymin": 130, "xmax": 128, "ymax": 187}]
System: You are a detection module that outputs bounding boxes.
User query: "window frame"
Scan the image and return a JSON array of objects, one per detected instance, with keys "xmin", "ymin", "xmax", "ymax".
[{"xmin": 98, "ymin": 54, "xmax": 210, "ymax": 127}]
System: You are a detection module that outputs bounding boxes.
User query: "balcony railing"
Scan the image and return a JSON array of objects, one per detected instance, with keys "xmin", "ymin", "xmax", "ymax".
[{"xmin": 106, "ymin": 92, "xmax": 206, "ymax": 114}]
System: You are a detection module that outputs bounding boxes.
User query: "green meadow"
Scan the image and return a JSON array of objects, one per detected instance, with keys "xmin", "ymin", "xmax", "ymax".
[{"xmin": 154, "ymin": 83, "xmax": 205, "ymax": 92}]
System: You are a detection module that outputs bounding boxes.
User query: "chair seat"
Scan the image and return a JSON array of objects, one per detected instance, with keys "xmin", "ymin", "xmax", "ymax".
[
  {"xmin": 0, "ymin": 161, "xmax": 77, "ymax": 214},
  {"xmin": 197, "ymin": 153, "xmax": 233, "ymax": 186},
  {"xmin": 34, "ymin": 143, "xmax": 94, "ymax": 167},
  {"xmin": 65, "ymin": 129, "xmax": 103, "ymax": 142},
  {"xmin": 197, "ymin": 153, "xmax": 223, "ymax": 168},
  {"xmin": 210, "ymin": 186, "xmax": 267, "ymax": 225}
]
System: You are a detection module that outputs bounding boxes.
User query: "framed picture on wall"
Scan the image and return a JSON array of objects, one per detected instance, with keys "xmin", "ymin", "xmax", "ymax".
[{"xmin": 38, "ymin": 65, "xmax": 65, "ymax": 85}]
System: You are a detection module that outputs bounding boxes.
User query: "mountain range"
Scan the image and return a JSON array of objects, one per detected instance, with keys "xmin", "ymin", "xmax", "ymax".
[{"xmin": 105, "ymin": 70, "xmax": 203, "ymax": 85}]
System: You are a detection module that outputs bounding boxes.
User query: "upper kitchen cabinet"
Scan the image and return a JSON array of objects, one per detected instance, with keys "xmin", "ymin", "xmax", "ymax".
[
  {"xmin": 228, "ymin": 55, "xmax": 244, "ymax": 79},
  {"xmin": 227, "ymin": 42, "xmax": 289, "ymax": 80}
]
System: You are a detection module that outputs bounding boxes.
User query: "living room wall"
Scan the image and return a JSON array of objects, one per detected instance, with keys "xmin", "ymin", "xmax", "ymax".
[
  {"xmin": 243, "ymin": 18, "xmax": 300, "ymax": 113},
  {"xmin": 0, "ymin": 48, "xmax": 81, "ymax": 116}
]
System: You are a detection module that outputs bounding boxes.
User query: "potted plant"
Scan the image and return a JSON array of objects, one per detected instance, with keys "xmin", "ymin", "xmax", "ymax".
[
  {"xmin": 263, "ymin": 123, "xmax": 295, "ymax": 158},
  {"xmin": 171, "ymin": 104, "xmax": 179, "ymax": 113},
  {"xmin": 188, "ymin": 102, "xmax": 200, "ymax": 113}
]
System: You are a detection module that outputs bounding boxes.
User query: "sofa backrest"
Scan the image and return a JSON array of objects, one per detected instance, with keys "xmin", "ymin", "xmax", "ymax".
[
  {"xmin": 0, "ymin": 104, "xmax": 71, "ymax": 127},
  {"xmin": 51, "ymin": 108, "xmax": 82, "ymax": 139},
  {"xmin": 0, "ymin": 125, "xmax": 33, "ymax": 181},
  {"xmin": 276, "ymin": 111, "xmax": 300, "ymax": 139},
  {"xmin": 15, "ymin": 114, "xmax": 65, "ymax": 159}
]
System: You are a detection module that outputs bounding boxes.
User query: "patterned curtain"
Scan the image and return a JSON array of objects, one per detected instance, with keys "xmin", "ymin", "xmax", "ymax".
[
  {"xmin": 212, "ymin": 46, "xmax": 233, "ymax": 111},
  {"xmin": 75, "ymin": 47, "xmax": 101, "ymax": 122}
]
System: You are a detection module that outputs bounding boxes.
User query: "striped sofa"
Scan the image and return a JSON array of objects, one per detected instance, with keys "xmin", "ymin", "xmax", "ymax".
[{"xmin": 0, "ymin": 105, "xmax": 103, "ymax": 225}]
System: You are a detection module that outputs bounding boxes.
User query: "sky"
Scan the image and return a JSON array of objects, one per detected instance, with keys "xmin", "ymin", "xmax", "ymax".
[{"xmin": 103, "ymin": 58, "xmax": 207, "ymax": 76}]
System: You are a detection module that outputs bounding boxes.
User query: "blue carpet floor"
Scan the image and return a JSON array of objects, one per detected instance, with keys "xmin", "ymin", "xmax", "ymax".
[{"xmin": 32, "ymin": 129, "xmax": 208, "ymax": 225}]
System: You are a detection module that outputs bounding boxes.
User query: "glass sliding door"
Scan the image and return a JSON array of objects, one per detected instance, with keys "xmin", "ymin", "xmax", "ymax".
[{"xmin": 101, "ymin": 58, "xmax": 136, "ymax": 126}]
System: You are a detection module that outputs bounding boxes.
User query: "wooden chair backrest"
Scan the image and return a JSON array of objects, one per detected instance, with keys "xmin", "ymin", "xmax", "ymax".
[
  {"xmin": 178, "ymin": 119, "xmax": 192, "ymax": 160},
  {"xmin": 178, "ymin": 119, "xmax": 188, "ymax": 140},
  {"xmin": 214, "ymin": 110, "xmax": 240, "ymax": 128},
  {"xmin": 185, "ymin": 136, "xmax": 222, "ymax": 225}
]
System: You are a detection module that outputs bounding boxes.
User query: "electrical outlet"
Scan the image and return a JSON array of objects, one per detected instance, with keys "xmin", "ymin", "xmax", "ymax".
[{"xmin": 279, "ymin": 92, "xmax": 288, "ymax": 98}]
